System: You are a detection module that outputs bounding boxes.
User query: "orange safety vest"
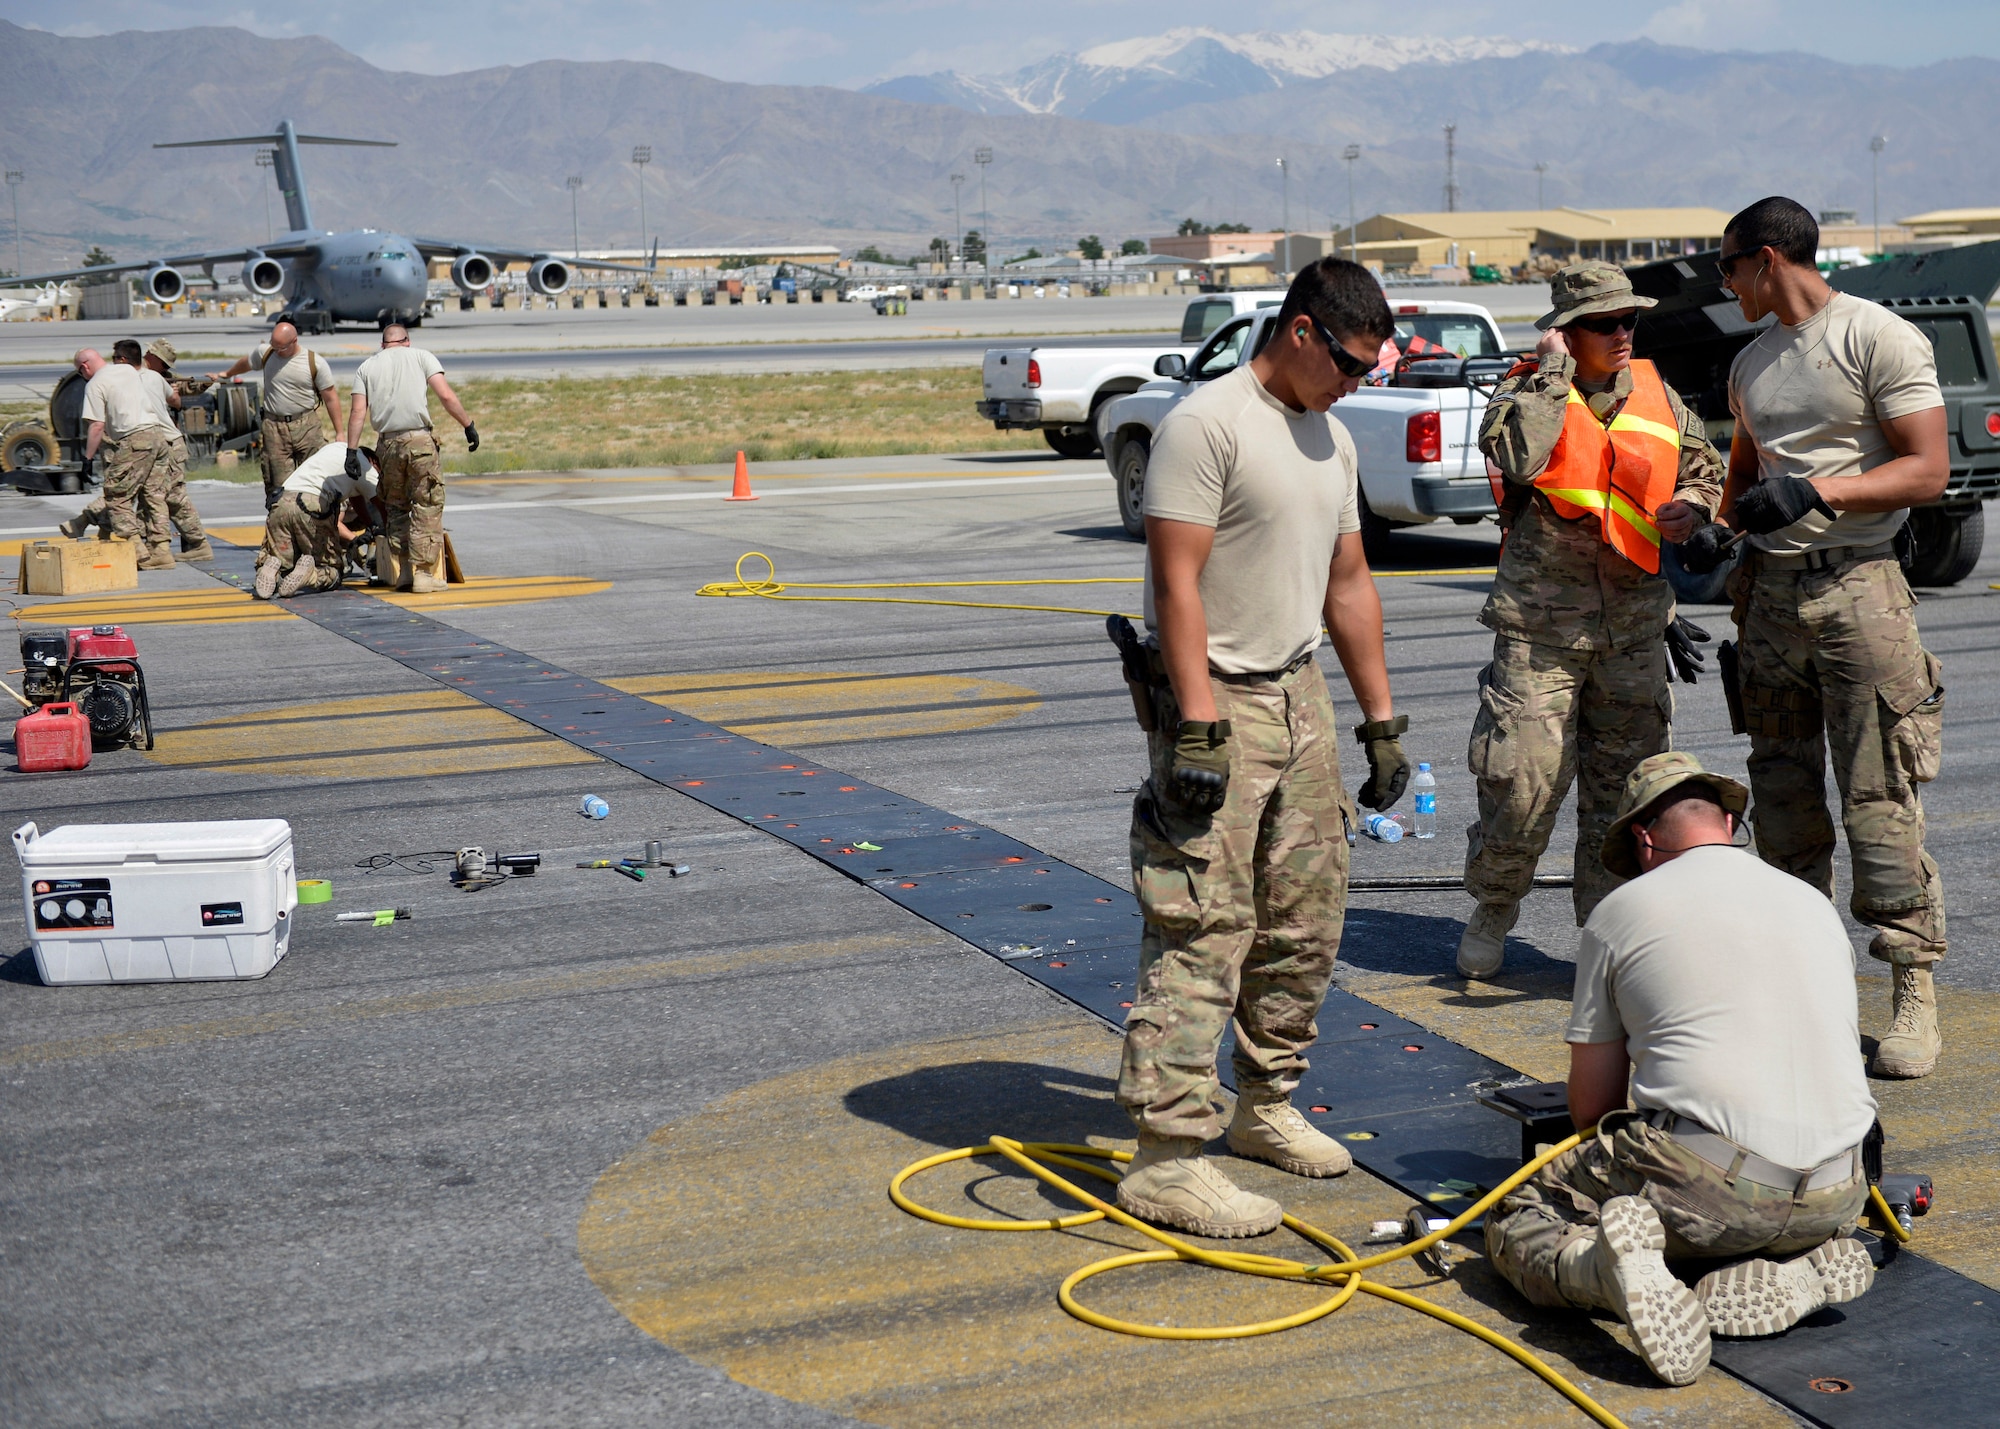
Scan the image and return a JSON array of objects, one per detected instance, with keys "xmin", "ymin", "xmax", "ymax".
[{"xmin": 1533, "ymin": 358, "xmax": 1681, "ymax": 573}]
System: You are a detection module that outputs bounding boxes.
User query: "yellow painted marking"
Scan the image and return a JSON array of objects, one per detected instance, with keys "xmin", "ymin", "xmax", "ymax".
[
  {"xmin": 576, "ymin": 1022, "xmax": 1793, "ymax": 1425},
  {"xmin": 0, "ymin": 935, "xmax": 914, "ymax": 1068},
  {"xmin": 18, "ymin": 575, "xmax": 611, "ymax": 627},
  {"xmin": 145, "ymin": 670, "xmax": 1041, "ymax": 779}
]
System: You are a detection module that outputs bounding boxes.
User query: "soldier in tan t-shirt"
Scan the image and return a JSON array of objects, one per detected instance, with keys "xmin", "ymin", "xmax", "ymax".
[
  {"xmin": 210, "ymin": 320, "xmax": 339, "ymax": 509},
  {"xmin": 1678, "ymin": 196, "xmax": 1951, "ymax": 1078},
  {"xmin": 1111, "ymin": 259, "xmax": 1409, "ymax": 1241}
]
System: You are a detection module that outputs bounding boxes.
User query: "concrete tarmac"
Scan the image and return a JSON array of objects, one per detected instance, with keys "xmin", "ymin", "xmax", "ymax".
[{"xmin": 3, "ymin": 455, "xmax": 1994, "ymax": 1425}]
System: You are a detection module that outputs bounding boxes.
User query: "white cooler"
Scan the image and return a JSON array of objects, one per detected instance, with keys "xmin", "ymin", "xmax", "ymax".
[{"xmin": 15, "ymin": 819, "xmax": 297, "ymax": 985}]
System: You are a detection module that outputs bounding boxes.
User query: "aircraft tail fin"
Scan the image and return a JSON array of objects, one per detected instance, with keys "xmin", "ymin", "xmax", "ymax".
[{"xmin": 155, "ymin": 119, "xmax": 395, "ymax": 236}]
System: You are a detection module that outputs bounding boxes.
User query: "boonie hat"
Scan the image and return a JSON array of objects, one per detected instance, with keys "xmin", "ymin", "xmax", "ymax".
[
  {"xmin": 145, "ymin": 338, "xmax": 178, "ymax": 370},
  {"xmin": 1600, "ymin": 751, "xmax": 1749, "ymax": 878},
  {"xmin": 1535, "ymin": 261, "xmax": 1658, "ymax": 332}
]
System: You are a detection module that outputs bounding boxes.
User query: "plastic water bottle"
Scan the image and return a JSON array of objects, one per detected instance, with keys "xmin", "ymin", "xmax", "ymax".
[
  {"xmin": 1361, "ymin": 811, "xmax": 1404, "ymax": 843},
  {"xmin": 1411, "ymin": 763, "xmax": 1437, "ymax": 839},
  {"xmin": 578, "ymin": 794, "xmax": 609, "ymax": 820}
]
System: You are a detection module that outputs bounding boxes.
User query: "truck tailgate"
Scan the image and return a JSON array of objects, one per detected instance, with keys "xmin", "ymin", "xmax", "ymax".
[{"xmin": 982, "ymin": 349, "xmax": 1036, "ymax": 401}]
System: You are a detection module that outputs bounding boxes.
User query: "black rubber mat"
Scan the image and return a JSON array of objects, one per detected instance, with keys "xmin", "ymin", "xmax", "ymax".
[{"xmin": 208, "ymin": 548, "xmax": 1991, "ymax": 1425}]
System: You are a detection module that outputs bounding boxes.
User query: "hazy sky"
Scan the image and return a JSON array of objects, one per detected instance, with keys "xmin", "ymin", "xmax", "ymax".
[{"xmin": 12, "ymin": 1, "xmax": 1998, "ymax": 85}]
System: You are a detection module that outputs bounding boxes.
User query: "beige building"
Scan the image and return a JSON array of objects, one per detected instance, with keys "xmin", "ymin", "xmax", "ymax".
[
  {"xmin": 1897, "ymin": 209, "xmax": 2000, "ymax": 241},
  {"xmin": 1330, "ymin": 208, "xmax": 1737, "ymax": 273},
  {"xmin": 1148, "ymin": 231, "xmax": 1283, "ymax": 261}
]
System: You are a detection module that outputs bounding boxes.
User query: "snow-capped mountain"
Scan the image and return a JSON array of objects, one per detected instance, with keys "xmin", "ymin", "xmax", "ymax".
[{"xmin": 863, "ymin": 28, "xmax": 1572, "ymax": 124}]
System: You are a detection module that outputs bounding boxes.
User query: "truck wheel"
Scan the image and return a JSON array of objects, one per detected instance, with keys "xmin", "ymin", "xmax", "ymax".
[
  {"xmin": 1115, "ymin": 437, "xmax": 1149, "ymax": 539},
  {"xmin": 1900, "ymin": 505, "xmax": 1985, "ymax": 587},
  {"xmin": 0, "ymin": 425, "xmax": 58, "ymax": 471},
  {"xmin": 1358, "ymin": 489, "xmax": 1396, "ymax": 565},
  {"xmin": 1662, "ymin": 538, "xmax": 1740, "ymax": 606},
  {"xmin": 1044, "ymin": 426, "xmax": 1099, "ymax": 460}
]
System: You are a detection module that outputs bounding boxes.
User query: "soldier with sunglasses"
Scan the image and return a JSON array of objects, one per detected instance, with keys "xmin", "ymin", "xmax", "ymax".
[{"xmin": 1460, "ymin": 263, "xmax": 1725, "ymax": 978}]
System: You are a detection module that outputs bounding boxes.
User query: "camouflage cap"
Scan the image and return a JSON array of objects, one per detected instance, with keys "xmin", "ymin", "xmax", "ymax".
[
  {"xmin": 145, "ymin": 337, "xmax": 177, "ymax": 370},
  {"xmin": 1534, "ymin": 260, "xmax": 1658, "ymax": 332},
  {"xmin": 1600, "ymin": 751, "xmax": 1749, "ymax": 879}
]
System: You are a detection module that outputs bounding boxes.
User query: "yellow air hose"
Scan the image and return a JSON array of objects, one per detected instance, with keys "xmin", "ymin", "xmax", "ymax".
[
  {"xmin": 892, "ymin": 1131, "xmax": 1630, "ymax": 1429},
  {"xmin": 1868, "ymin": 1182, "xmax": 1913, "ymax": 1243},
  {"xmin": 697, "ymin": 552, "xmax": 1498, "ymax": 621}
]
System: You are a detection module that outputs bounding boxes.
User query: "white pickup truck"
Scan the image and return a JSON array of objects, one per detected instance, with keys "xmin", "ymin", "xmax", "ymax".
[
  {"xmin": 1094, "ymin": 300, "xmax": 1515, "ymax": 552},
  {"xmin": 977, "ymin": 291, "xmax": 1287, "ymax": 458}
]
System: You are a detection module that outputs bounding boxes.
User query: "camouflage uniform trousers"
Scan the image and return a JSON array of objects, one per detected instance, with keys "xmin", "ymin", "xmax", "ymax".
[
  {"xmin": 1486, "ymin": 1109, "xmax": 1866, "ymax": 1309},
  {"xmin": 258, "ymin": 492, "xmax": 346, "ymax": 591},
  {"xmin": 1117, "ymin": 660, "xmax": 1353, "ymax": 1142},
  {"xmin": 1466, "ymin": 632, "xmax": 1671, "ymax": 925},
  {"xmin": 376, "ymin": 428, "xmax": 445, "ymax": 575},
  {"xmin": 143, "ymin": 436, "xmax": 207, "ymax": 550},
  {"xmin": 97, "ymin": 428, "xmax": 170, "ymax": 543},
  {"xmin": 1734, "ymin": 552, "xmax": 1946, "ymax": 966},
  {"xmin": 259, "ymin": 408, "xmax": 328, "ymax": 509}
]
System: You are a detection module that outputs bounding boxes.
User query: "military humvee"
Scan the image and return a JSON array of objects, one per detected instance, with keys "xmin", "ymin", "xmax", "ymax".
[{"xmin": 1630, "ymin": 240, "xmax": 2000, "ymax": 600}]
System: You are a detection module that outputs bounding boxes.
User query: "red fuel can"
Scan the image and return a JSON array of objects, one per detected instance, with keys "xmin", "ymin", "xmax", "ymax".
[{"xmin": 16, "ymin": 701, "xmax": 91, "ymax": 773}]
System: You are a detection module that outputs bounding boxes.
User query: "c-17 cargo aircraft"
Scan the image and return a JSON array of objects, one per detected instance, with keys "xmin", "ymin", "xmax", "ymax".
[{"xmin": 16, "ymin": 119, "xmax": 651, "ymax": 332}]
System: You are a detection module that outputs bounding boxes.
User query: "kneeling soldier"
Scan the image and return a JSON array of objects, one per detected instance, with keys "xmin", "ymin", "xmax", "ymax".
[{"xmin": 255, "ymin": 442, "xmax": 377, "ymax": 599}]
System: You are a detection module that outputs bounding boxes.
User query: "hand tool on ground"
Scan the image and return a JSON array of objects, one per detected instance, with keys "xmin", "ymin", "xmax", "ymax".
[{"xmin": 335, "ymin": 908, "xmax": 410, "ymax": 923}]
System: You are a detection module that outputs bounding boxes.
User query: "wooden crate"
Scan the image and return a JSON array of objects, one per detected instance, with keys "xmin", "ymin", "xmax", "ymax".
[
  {"xmin": 17, "ymin": 537, "xmax": 140, "ymax": 595},
  {"xmin": 373, "ymin": 530, "xmax": 465, "ymax": 588}
]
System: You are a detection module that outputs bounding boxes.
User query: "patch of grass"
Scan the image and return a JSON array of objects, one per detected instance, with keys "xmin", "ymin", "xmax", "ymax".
[{"xmin": 435, "ymin": 369, "xmax": 1043, "ymax": 474}]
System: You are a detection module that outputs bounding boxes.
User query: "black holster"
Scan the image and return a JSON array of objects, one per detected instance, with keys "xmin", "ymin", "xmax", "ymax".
[
  {"xmin": 1717, "ymin": 640, "xmax": 1748, "ymax": 737},
  {"xmin": 1106, "ymin": 615, "xmax": 1159, "ymax": 733}
]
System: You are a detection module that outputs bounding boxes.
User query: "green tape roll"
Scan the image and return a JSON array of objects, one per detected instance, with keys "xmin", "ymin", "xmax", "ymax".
[{"xmin": 297, "ymin": 879, "xmax": 333, "ymax": 904}]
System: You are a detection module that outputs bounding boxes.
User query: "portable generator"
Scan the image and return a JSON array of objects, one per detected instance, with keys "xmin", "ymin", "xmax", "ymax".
[{"xmin": 18, "ymin": 626, "xmax": 155, "ymax": 751}]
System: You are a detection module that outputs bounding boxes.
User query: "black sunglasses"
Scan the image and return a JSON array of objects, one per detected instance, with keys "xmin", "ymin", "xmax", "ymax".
[
  {"xmin": 1303, "ymin": 313, "xmax": 1376, "ymax": 378},
  {"xmin": 1714, "ymin": 247, "xmax": 1761, "ymax": 281},
  {"xmin": 1568, "ymin": 311, "xmax": 1639, "ymax": 336}
]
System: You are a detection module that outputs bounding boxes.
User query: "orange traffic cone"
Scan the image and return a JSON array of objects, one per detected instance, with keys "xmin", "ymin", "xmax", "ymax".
[{"xmin": 725, "ymin": 450, "xmax": 758, "ymax": 501}]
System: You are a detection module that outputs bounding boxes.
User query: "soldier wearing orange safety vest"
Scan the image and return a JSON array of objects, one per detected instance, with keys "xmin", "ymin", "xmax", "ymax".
[{"xmin": 1457, "ymin": 262, "xmax": 1725, "ymax": 978}]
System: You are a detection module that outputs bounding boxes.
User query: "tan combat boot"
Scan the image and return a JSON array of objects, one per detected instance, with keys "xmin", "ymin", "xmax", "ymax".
[
  {"xmin": 1226, "ymin": 1089, "xmax": 1351, "ymax": 1177},
  {"xmin": 1456, "ymin": 900, "xmax": 1518, "ymax": 980},
  {"xmin": 276, "ymin": 554, "xmax": 318, "ymax": 598},
  {"xmin": 1871, "ymin": 964, "xmax": 1941, "ymax": 1078},
  {"xmin": 58, "ymin": 514, "xmax": 92, "ymax": 539},
  {"xmin": 253, "ymin": 557, "xmax": 282, "ymax": 600},
  {"xmin": 1696, "ymin": 1238, "xmax": 1873, "ymax": 1337},
  {"xmin": 409, "ymin": 571, "xmax": 446, "ymax": 594},
  {"xmin": 138, "ymin": 544, "xmax": 176, "ymax": 571},
  {"xmin": 1115, "ymin": 1133, "xmax": 1283, "ymax": 1238},
  {"xmin": 179, "ymin": 537, "xmax": 214, "ymax": 563},
  {"xmin": 1556, "ymin": 1197, "xmax": 1710, "ymax": 1385}
]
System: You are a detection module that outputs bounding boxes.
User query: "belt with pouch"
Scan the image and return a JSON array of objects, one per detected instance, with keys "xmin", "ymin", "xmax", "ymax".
[
  {"xmin": 1213, "ymin": 648, "xmax": 1317, "ymax": 685},
  {"xmin": 1644, "ymin": 1109, "xmax": 1862, "ymax": 1195},
  {"xmin": 1752, "ymin": 539, "xmax": 1897, "ymax": 573}
]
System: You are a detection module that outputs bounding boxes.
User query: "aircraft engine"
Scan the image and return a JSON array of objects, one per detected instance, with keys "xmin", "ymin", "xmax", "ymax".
[
  {"xmin": 450, "ymin": 253, "xmax": 495, "ymax": 293},
  {"xmin": 526, "ymin": 257, "xmax": 571, "ymax": 296},
  {"xmin": 243, "ymin": 255, "xmax": 286, "ymax": 297},
  {"xmin": 144, "ymin": 265, "xmax": 186, "ymax": 304}
]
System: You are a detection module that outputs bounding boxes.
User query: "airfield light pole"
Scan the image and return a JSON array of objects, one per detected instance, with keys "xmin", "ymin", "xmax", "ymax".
[
  {"xmin": 974, "ymin": 146, "xmax": 992, "ymax": 280},
  {"xmin": 1535, "ymin": 161, "xmax": 1548, "ymax": 210},
  {"xmin": 631, "ymin": 145, "xmax": 652, "ymax": 252},
  {"xmin": 1277, "ymin": 157, "xmax": 1290, "ymax": 272},
  {"xmin": 1443, "ymin": 123, "xmax": 1459, "ymax": 213},
  {"xmin": 1342, "ymin": 145, "xmax": 1360, "ymax": 261},
  {"xmin": 4, "ymin": 171, "xmax": 21, "ymax": 278},
  {"xmin": 950, "ymin": 172, "xmax": 964, "ymax": 268},
  {"xmin": 254, "ymin": 151, "xmax": 274, "ymax": 240},
  {"xmin": 1870, "ymin": 134, "xmax": 1887, "ymax": 255},
  {"xmin": 567, "ymin": 175, "xmax": 584, "ymax": 258}
]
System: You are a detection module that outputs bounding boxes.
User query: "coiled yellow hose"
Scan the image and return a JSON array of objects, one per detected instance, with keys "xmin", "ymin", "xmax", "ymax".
[{"xmin": 892, "ymin": 1131, "xmax": 1629, "ymax": 1429}]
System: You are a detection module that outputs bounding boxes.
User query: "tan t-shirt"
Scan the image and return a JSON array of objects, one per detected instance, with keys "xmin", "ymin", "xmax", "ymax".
[
  {"xmin": 1569, "ymin": 845, "xmax": 1877, "ymax": 1170},
  {"xmin": 1728, "ymin": 292, "xmax": 1943, "ymax": 555},
  {"xmin": 354, "ymin": 346, "xmax": 446, "ymax": 436},
  {"xmin": 1141, "ymin": 364, "xmax": 1362, "ymax": 674},
  {"xmin": 81, "ymin": 363, "xmax": 174, "ymax": 442},
  {"xmin": 251, "ymin": 343, "xmax": 333, "ymax": 418}
]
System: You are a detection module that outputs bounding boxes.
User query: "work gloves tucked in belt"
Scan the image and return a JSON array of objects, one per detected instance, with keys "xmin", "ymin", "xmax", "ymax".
[
  {"xmin": 1168, "ymin": 720, "xmax": 1232, "ymax": 815},
  {"xmin": 1353, "ymin": 714, "xmax": 1411, "ymax": 811},
  {"xmin": 1675, "ymin": 522, "xmax": 1738, "ymax": 575},
  {"xmin": 343, "ymin": 446, "xmax": 365, "ymax": 482},
  {"xmin": 463, "ymin": 421, "xmax": 481, "ymax": 453},
  {"xmin": 1665, "ymin": 615, "xmax": 1712, "ymax": 684},
  {"xmin": 1730, "ymin": 477, "xmax": 1834, "ymax": 535}
]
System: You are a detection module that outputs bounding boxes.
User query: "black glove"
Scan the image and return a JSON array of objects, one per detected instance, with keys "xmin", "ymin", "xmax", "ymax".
[
  {"xmin": 463, "ymin": 421, "xmax": 480, "ymax": 453},
  {"xmin": 343, "ymin": 446, "xmax": 365, "ymax": 481},
  {"xmin": 1168, "ymin": 720, "xmax": 1231, "ymax": 815},
  {"xmin": 1675, "ymin": 521, "xmax": 1737, "ymax": 575},
  {"xmin": 1353, "ymin": 714, "xmax": 1411, "ymax": 811},
  {"xmin": 1665, "ymin": 615, "xmax": 1712, "ymax": 684},
  {"xmin": 1730, "ymin": 478, "xmax": 1832, "ymax": 535}
]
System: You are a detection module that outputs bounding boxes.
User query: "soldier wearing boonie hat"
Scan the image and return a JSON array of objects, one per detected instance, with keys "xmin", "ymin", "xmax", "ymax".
[
  {"xmin": 1482, "ymin": 750, "xmax": 1879, "ymax": 1388},
  {"xmin": 139, "ymin": 337, "xmax": 212, "ymax": 562},
  {"xmin": 1456, "ymin": 262, "xmax": 1725, "ymax": 979}
]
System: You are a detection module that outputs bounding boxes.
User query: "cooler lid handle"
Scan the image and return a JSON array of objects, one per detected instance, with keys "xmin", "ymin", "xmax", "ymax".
[{"xmin": 12, "ymin": 821, "xmax": 40, "ymax": 864}]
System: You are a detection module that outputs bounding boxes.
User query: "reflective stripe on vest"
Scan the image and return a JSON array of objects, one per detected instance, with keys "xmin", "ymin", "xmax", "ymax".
[{"xmin": 1533, "ymin": 359, "xmax": 1682, "ymax": 573}]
